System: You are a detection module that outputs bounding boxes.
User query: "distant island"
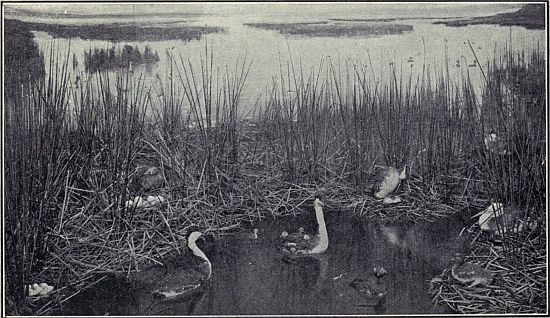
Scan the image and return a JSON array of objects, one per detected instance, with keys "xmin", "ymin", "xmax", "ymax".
[
  {"xmin": 244, "ymin": 22, "xmax": 413, "ymax": 37},
  {"xmin": 5, "ymin": 18, "xmax": 223, "ymax": 42},
  {"xmin": 434, "ymin": 4, "xmax": 545, "ymax": 30}
]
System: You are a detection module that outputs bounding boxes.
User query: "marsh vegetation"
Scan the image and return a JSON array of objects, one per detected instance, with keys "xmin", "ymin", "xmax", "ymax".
[
  {"xmin": 83, "ymin": 44, "xmax": 160, "ymax": 73},
  {"xmin": 7, "ymin": 18, "xmax": 224, "ymax": 42},
  {"xmin": 244, "ymin": 21, "xmax": 413, "ymax": 36},
  {"xmin": 3, "ymin": 7, "xmax": 546, "ymax": 315}
]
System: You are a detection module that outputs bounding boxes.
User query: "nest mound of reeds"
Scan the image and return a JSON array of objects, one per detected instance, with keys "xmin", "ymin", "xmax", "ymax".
[
  {"xmin": 333, "ymin": 175, "xmax": 469, "ymax": 223},
  {"xmin": 429, "ymin": 221, "xmax": 546, "ymax": 314}
]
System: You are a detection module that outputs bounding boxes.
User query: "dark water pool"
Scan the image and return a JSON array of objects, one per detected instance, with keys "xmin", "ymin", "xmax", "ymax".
[{"xmin": 56, "ymin": 210, "xmax": 471, "ymax": 315}]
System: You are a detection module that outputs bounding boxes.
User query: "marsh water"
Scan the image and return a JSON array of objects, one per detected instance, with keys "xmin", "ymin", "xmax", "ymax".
[
  {"xmin": 56, "ymin": 210, "xmax": 472, "ymax": 315},
  {"xmin": 6, "ymin": 4, "xmax": 545, "ymax": 115}
]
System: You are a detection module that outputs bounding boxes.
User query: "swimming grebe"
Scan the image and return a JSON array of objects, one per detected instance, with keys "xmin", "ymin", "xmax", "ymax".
[
  {"xmin": 277, "ymin": 197, "xmax": 328, "ymax": 255},
  {"xmin": 350, "ymin": 266, "xmax": 388, "ymax": 306},
  {"xmin": 150, "ymin": 229, "xmax": 212, "ymax": 299}
]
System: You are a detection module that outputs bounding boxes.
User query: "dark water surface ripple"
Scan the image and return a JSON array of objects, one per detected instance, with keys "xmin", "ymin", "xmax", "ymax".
[{"xmin": 58, "ymin": 210, "xmax": 471, "ymax": 315}]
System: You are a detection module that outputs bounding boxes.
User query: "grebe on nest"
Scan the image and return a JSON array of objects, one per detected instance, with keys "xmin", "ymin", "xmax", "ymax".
[
  {"xmin": 369, "ymin": 165, "xmax": 407, "ymax": 199},
  {"xmin": 449, "ymin": 254, "xmax": 493, "ymax": 288}
]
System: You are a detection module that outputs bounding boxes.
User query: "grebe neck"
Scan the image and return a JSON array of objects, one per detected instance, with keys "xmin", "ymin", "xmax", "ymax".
[
  {"xmin": 308, "ymin": 202, "xmax": 328, "ymax": 254},
  {"xmin": 315, "ymin": 203, "xmax": 327, "ymax": 234},
  {"xmin": 188, "ymin": 240, "xmax": 212, "ymax": 279}
]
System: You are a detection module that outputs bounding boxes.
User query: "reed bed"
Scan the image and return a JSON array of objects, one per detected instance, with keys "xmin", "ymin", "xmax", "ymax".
[
  {"xmin": 4, "ymin": 35, "xmax": 545, "ymax": 316},
  {"xmin": 429, "ymin": 221, "xmax": 546, "ymax": 314},
  {"xmin": 428, "ymin": 43, "xmax": 546, "ymax": 314}
]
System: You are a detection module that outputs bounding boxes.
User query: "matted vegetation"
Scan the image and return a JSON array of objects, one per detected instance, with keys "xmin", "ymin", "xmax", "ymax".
[
  {"xmin": 244, "ymin": 21, "xmax": 413, "ymax": 37},
  {"xmin": 7, "ymin": 18, "xmax": 224, "ymax": 42},
  {"xmin": 429, "ymin": 220, "xmax": 546, "ymax": 314},
  {"xmin": 3, "ymin": 24, "xmax": 545, "ymax": 316}
]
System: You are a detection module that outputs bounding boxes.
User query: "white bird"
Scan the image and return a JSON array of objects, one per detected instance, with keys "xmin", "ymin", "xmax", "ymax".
[
  {"xmin": 277, "ymin": 197, "xmax": 328, "ymax": 255},
  {"xmin": 125, "ymin": 196, "xmax": 151, "ymax": 209}
]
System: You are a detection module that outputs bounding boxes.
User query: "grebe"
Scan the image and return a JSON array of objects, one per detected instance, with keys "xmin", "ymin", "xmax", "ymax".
[
  {"xmin": 449, "ymin": 254, "xmax": 492, "ymax": 288},
  {"xmin": 369, "ymin": 165, "xmax": 407, "ymax": 199},
  {"xmin": 151, "ymin": 229, "xmax": 212, "ymax": 299},
  {"xmin": 350, "ymin": 266, "xmax": 388, "ymax": 306},
  {"xmin": 473, "ymin": 203, "xmax": 536, "ymax": 236},
  {"xmin": 140, "ymin": 166, "xmax": 164, "ymax": 191},
  {"xmin": 277, "ymin": 198, "xmax": 328, "ymax": 255}
]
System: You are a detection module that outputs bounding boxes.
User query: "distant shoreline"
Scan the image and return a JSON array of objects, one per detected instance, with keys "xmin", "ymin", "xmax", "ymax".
[
  {"xmin": 329, "ymin": 16, "xmax": 462, "ymax": 23},
  {"xmin": 433, "ymin": 4, "xmax": 545, "ymax": 30}
]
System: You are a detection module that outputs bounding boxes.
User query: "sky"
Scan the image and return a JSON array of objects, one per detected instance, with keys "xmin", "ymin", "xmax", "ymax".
[{"xmin": 4, "ymin": 2, "xmax": 522, "ymax": 18}]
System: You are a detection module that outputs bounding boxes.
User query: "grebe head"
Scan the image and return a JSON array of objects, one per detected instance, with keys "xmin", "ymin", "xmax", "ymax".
[
  {"xmin": 314, "ymin": 197, "xmax": 325, "ymax": 207},
  {"xmin": 185, "ymin": 225, "xmax": 203, "ymax": 245},
  {"xmin": 449, "ymin": 252, "xmax": 466, "ymax": 265},
  {"xmin": 187, "ymin": 231, "xmax": 204, "ymax": 246},
  {"xmin": 298, "ymin": 227, "xmax": 305, "ymax": 234}
]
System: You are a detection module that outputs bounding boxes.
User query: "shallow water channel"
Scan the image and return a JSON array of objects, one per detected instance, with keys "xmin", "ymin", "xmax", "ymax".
[{"xmin": 58, "ymin": 210, "xmax": 472, "ymax": 315}]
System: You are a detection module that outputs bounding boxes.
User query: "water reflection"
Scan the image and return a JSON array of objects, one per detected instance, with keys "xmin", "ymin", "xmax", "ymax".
[{"xmin": 59, "ymin": 209, "xmax": 471, "ymax": 315}]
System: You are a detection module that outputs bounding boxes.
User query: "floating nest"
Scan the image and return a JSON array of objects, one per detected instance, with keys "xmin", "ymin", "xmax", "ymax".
[
  {"xmin": 332, "ymin": 175, "xmax": 476, "ymax": 223},
  {"xmin": 429, "ymin": 221, "xmax": 546, "ymax": 314}
]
